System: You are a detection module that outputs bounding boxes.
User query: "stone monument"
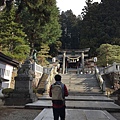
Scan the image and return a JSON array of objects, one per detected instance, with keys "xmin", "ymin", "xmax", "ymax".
[{"xmin": 4, "ymin": 59, "xmax": 37, "ymax": 106}]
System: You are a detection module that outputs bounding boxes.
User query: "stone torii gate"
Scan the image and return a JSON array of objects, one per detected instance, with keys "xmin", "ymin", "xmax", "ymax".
[{"xmin": 57, "ymin": 48, "xmax": 90, "ymax": 74}]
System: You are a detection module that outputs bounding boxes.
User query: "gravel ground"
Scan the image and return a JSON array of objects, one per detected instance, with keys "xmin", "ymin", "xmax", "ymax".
[
  {"xmin": 0, "ymin": 107, "xmax": 42, "ymax": 120},
  {"xmin": 0, "ymin": 107, "xmax": 120, "ymax": 120}
]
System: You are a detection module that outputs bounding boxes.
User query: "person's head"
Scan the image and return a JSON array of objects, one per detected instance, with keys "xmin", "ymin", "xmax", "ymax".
[{"xmin": 54, "ymin": 74, "xmax": 61, "ymax": 81}]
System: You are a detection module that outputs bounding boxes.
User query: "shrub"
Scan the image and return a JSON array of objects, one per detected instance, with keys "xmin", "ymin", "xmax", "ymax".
[
  {"xmin": 33, "ymin": 88, "xmax": 37, "ymax": 94},
  {"xmin": 2, "ymin": 88, "xmax": 14, "ymax": 96},
  {"xmin": 37, "ymin": 88, "xmax": 45, "ymax": 94}
]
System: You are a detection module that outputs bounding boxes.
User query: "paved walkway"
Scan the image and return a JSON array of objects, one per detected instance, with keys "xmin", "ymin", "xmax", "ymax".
[
  {"xmin": 34, "ymin": 109, "xmax": 117, "ymax": 120},
  {"xmin": 26, "ymin": 73, "xmax": 120, "ymax": 120}
]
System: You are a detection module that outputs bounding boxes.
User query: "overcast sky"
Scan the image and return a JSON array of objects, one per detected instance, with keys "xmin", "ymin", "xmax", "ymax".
[{"xmin": 56, "ymin": 0, "xmax": 101, "ymax": 16}]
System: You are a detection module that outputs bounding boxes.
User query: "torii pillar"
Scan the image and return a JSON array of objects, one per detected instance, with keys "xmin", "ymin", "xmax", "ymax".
[
  {"xmin": 62, "ymin": 52, "xmax": 66, "ymax": 74},
  {"xmin": 81, "ymin": 52, "xmax": 84, "ymax": 73}
]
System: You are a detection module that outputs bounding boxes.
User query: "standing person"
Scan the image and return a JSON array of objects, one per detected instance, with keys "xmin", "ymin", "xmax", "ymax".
[{"xmin": 49, "ymin": 74, "xmax": 68, "ymax": 120}]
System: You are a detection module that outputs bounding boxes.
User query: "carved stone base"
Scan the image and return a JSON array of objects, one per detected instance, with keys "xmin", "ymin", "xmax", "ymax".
[
  {"xmin": 4, "ymin": 59, "xmax": 38, "ymax": 106},
  {"xmin": 4, "ymin": 91, "xmax": 37, "ymax": 106}
]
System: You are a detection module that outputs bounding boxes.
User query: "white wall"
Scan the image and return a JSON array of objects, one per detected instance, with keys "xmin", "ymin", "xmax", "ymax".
[
  {"xmin": 104, "ymin": 62, "xmax": 120, "ymax": 74},
  {"xmin": 0, "ymin": 62, "xmax": 13, "ymax": 88}
]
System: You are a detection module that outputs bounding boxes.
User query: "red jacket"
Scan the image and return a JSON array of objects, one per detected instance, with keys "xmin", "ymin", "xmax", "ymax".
[{"xmin": 49, "ymin": 82, "xmax": 68, "ymax": 108}]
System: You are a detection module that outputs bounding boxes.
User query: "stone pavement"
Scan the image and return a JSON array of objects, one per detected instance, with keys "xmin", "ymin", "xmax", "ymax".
[
  {"xmin": 34, "ymin": 109, "xmax": 117, "ymax": 120},
  {"xmin": 26, "ymin": 73, "xmax": 120, "ymax": 120}
]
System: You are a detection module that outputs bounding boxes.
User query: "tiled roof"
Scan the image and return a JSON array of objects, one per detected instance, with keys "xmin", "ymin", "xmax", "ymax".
[
  {"xmin": 0, "ymin": 52, "xmax": 19, "ymax": 67},
  {"xmin": 0, "ymin": 76, "xmax": 9, "ymax": 82}
]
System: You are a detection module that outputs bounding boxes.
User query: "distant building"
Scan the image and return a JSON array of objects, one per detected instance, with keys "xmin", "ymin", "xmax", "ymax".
[{"xmin": 0, "ymin": 52, "xmax": 19, "ymax": 90}]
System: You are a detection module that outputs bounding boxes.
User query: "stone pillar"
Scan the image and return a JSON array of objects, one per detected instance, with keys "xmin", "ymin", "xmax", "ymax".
[
  {"xmin": 62, "ymin": 52, "xmax": 66, "ymax": 74},
  {"xmin": 44, "ymin": 76, "xmax": 50, "ymax": 94},
  {"xmin": 102, "ymin": 81, "xmax": 106, "ymax": 92},
  {"xmin": 81, "ymin": 52, "xmax": 84, "ymax": 73},
  {"xmin": 65, "ymin": 61, "xmax": 67, "ymax": 74},
  {"xmin": 113, "ymin": 62, "xmax": 117, "ymax": 72}
]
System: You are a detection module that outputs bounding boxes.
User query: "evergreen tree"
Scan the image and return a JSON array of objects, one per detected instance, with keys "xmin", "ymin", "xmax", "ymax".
[
  {"xmin": 17, "ymin": 0, "xmax": 61, "ymax": 58},
  {"xmin": 0, "ymin": 3, "xmax": 30, "ymax": 61},
  {"xmin": 0, "ymin": 0, "xmax": 4, "ymax": 6},
  {"xmin": 60, "ymin": 10, "xmax": 81, "ymax": 49},
  {"xmin": 49, "ymin": 40, "xmax": 62, "ymax": 57},
  {"xmin": 37, "ymin": 43, "xmax": 50, "ymax": 66},
  {"xmin": 96, "ymin": 44, "xmax": 120, "ymax": 66},
  {"xmin": 0, "ymin": 0, "xmax": 6, "ymax": 11},
  {"xmin": 80, "ymin": 1, "xmax": 100, "ymax": 56},
  {"xmin": 80, "ymin": 0, "xmax": 120, "ymax": 56}
]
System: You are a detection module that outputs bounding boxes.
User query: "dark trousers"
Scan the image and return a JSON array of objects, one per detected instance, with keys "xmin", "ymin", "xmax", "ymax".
[{"xmin": 53, "ymin": 106, "xmax": 65, "ymax": 120}]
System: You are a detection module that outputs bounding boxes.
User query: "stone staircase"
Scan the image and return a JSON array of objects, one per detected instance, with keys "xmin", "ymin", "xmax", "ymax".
[
  {"xmin": 25, "ymin": 73, "xmax": 120, "ymax": 120},
  {"xmin": 36, "ymin": 73, "xmax": 49, "ymax": 94},
  {"xmin": 62, "ymin": 74, "xmax": 103, "ymax": 95}
]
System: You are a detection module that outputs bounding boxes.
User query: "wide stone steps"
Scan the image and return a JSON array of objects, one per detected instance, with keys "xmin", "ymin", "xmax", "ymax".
[
  {"xmin": 38, "ymin": 95, "xmax": 113, "ymax": 102},
  {"xmin": 61, "ymin": 74, "xmax": 102, "ymax": 95},
  {"xmin": 25, "ymin": 95, "xmax": 120, "ymax": 120},
  {"xmin": 25, "ymin": 95, "xmax": 120, "ymax": 112},
  {"xmin": 27, "ymin": 73, "xmax": 120, "ymax": 120}
]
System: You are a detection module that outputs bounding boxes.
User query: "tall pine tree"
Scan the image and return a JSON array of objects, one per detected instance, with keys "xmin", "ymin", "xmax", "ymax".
[
  {"xmin": 60, "ymin": 10, "xmax": 80, "ymax": 49},
  {"xmin": 17, "ymin": 0, "xmax": 61, "ymax": 53},
  {"xmin": 0, "ymin": 2, "xmax": 30, "ymax": 61}
]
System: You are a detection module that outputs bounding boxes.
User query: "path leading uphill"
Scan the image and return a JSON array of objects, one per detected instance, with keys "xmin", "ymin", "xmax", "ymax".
[{"xmin": 26, "ymin": 73, "xmax": 120, "ymax": 120}]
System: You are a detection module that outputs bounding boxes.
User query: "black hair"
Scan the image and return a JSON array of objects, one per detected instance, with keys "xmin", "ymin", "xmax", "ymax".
[{"xmin": 54, "ymin": 74, "xmax": 61, "ymax": 81}]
